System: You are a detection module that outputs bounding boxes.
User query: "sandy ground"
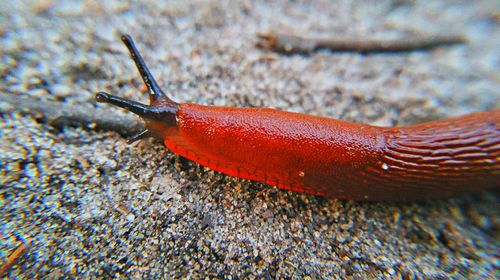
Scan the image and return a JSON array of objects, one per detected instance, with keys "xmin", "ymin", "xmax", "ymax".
[{"xmin": 1, "ymin": 0, "xmax": 499, "ymax": 278}]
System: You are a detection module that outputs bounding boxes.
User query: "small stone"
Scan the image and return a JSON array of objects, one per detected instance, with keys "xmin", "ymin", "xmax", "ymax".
[
  {"xmin": 52, "ymin": 84, "xmax": 72, "ymax": 98},
  {"xmin": 126, "ymin": 213, "xmax": 135, "ymax": 222}
]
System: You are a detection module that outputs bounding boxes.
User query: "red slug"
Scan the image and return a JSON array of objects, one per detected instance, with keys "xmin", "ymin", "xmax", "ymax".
[{"xmin": 96, "ymin": 35, "xmax": 500, "ymax": 201}]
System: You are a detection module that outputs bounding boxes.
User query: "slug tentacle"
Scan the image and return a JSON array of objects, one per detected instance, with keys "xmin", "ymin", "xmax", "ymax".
[
  {"xmin": 95, "ymin": 35, "xmax": 180, "ymax": 140},
  {"xmin": 120, "ymin": 34, "xmax": 176, "ymax": 106},
  {"xmin": 96, "ymin": 91, "xmax": 155, "ymax": 118},
  {"xmin": 96, "ymin": 91, "xmax": 178, "ymax": 122},
  {"xmin": 126, "ymin": 129, "xmax": 152, "ymax": 144}
]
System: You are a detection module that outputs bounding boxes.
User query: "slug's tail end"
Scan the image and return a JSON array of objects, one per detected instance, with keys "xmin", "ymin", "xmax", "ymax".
[{"xmin": 95, "ymin": 35, "xmax": 179, "ymax": 141}]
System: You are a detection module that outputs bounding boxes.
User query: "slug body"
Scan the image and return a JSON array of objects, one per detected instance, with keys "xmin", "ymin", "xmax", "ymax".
[
  {"xmin": 165, "ymin": 105, "xmax": 500, "ymax": 201},
  {"xmin": 96, "ymin": 36, "xmax": 500, "ymax": 201}
]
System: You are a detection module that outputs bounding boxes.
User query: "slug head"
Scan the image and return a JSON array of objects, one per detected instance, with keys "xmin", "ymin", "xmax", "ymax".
[{"xmin": 95, "ymin": 35, "xmax": 179, "ymax": 143}]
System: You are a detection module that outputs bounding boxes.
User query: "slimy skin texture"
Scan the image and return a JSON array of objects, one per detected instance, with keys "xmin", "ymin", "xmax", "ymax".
[
  {"xmin": 167, "ymin": 104, "xmax": 385, "ymax": 200},
  {"xmin": 96, "ymin": 35, "xmax": 500, "ymax": 201},
  {"xmin": 165, "ymin": 105, "xmax": 500, "ymax": 201}
]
